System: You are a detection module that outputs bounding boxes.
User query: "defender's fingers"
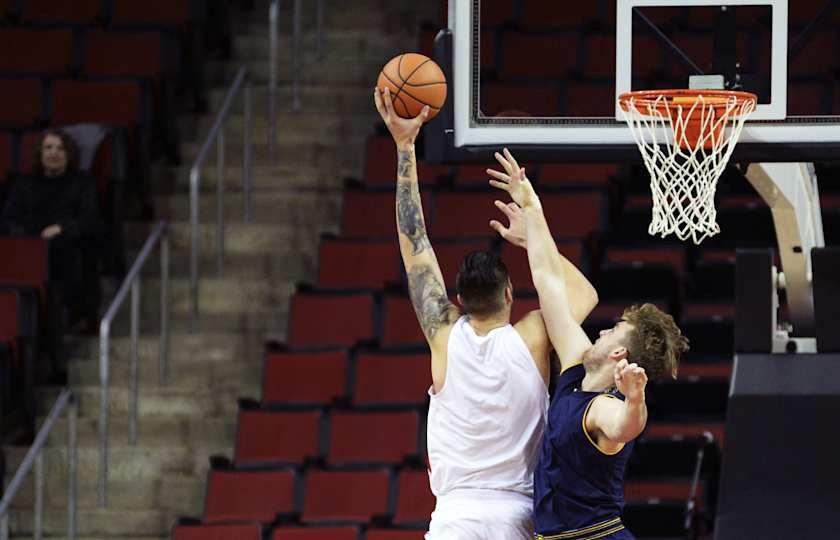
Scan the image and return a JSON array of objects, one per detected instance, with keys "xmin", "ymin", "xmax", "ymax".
[
  {"xmin": 489, "ymin": 179, "xmax": 510, "ymax": 191},
  {"xmin": 507, "ymin": 202, "xmax": 521, "ymax": 214},
  {"xmin": 494, "ymin": 151, "xmax": 513, "ymax": 174},
  {"xmin": 489, "ymin": 220, "xmax": 508, "ymax": 236},
  {"xmin": 487, "ymin": 169, "xmax": 511, "ymax": 183},
  {"xmin": 503, "ymin": 148, "xmax": 520, "ymax": 171},
  {"xmin": 494, "ymin": 200, "xmax": 516, "ymax": 219}
]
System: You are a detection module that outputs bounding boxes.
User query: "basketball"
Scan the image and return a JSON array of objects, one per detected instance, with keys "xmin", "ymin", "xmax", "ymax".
[{"xmin": 377, "ymin": 53, "xmax": 447, "ymax": 121}]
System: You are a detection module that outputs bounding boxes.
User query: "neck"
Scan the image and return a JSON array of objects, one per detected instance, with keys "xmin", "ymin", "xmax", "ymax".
[
  {"xmin": 43, "ymin": 168, "xmax": 65, "ymax": 178},
  {"xmin": 466, "ymin": 311, "xmax": 509, "ymax": 336},
  {"xmin": 581, "ymin": 362, "xmax": 615, "ymax": 393}
]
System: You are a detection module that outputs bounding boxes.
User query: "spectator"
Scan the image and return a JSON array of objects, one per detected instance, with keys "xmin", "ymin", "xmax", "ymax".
[{"xmin": 0, "ymin": 129, "xmax": 104, "ymax": 334}]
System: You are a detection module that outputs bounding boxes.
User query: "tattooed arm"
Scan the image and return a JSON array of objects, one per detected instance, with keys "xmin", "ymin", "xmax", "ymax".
[{"xmin": 375, "ymin": 87, "xmax": 458, "ymax": 391}]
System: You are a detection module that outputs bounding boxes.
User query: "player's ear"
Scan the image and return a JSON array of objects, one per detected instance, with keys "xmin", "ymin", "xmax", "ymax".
[
  {"xmin": 456, "ymin": 293, "xmax": 464, "ymax": 308},
  {"xmin": 504, "ymin": 282, "xmax": 513, "ymax": 304},
  {"xmin": 609, "ymin": 346, "xmax": 628, "ymax": 362}
]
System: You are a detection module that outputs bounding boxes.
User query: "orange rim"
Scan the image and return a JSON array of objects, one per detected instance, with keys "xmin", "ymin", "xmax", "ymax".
[{"xmin": 618, "ymin": 89, "xmax": 758, "ymax": 116}]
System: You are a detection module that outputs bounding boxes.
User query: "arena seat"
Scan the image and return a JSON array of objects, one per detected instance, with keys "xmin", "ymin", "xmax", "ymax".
[
  {"xmin": 20, "ymin": 0, "xmax": 102, "ymax": 24},
  {"xmin": 479, "ymin": 0, "xmax": 517, "ymax": 26},
  {"xmin": 110, "ymin": 0, "xmax": 201, "ymax": 27},
  {"xmin": 327, "ymin": 410, "xmax": 420, "ymax": 465},
  {"xmin": 498, "ymin": 32, "xmax": 580, "ymax": 80},
  {"xmin": 790, "ymin": 30, "xmax": 837, "ymax": 77},
  {"xmin": 521, "ymin": 1, "xmax": 601, "ymax": 27},
  {"xmin": 0, "ymin": 291, "xmax": 20, "ymax": 344},
  {"xmin": 366, "ymin": 529, "xmax": 426, "ymax": 540},
  {"xmin": 262, "ymin": 350, "xmax": 349, "ymax": 406},
  {"xmin": 318, "ymin": 238, "xmax": 400, "ymax": 289},
  {"xmin": 272, "ymin": 526, "xmax": 360, "ymax": 540},
  {"xmin": 627, "ymin": 437, "xmax": 710, "ymax": 479},
  {"xmin": 379, "ymin": 296, "xmax": 426, "ymax": 348},
  {"xmin": 353, "ymin": 351, "xmax": 430, "ymax": 406},
  {"xmin": 582, "ymin": 33, "xmax": 616, "ymax": 77},
  {"xmin": 204, "ymin": 469, "xmax": 296, "ymax": 524},
  {"xmin": 679, "ymin": 314, "xmax": 734, "ymax": 362},
  {"xmin": 689, "ymin": 259, "xmax": 735, "ymax": 302},
  {"xmin": 451, "ymin": 163, "xmax": 496, "ymax": 188},
  {"xmin": 301, "ymin": 469, "xmax": 391, "ymax": 524},
  {"xmin": 362, "ymin": 136, "xmax": 448, "ymax": 187},
  {"xmin": 537, "ymin": 163, "xmax": 619, "ymax": 188},
  {"xmin": 646, "ymin": 379, "xmax": 730, "ymax": 422},
  {"xmin": 51, "ymin": 80, "xmax": 146, "ymax": 128},
  {"xmin": 597, "ymin": 262, "xmax": 680, "ymax": 311},
  {"xmin": 625, "ymin": 479, "xmax": 701, "ymax": 502},
  {"xmin": 602, "ymin": 246, "xmax": 687, "ymax": 274},
  {"xmin": 0, "ymin": 28, "xmax": 75, "ymax": 75},
  {"xmin": 500, "ymin": 239, "xmax": 585, "ymax": 293},
  {"xmin": 0, "ymin": 133, "xmax": 12, "ymax": 183},
  {"xmin": 82, "ymin": 29, "xmax": 164, "ymax": 80},
  {"xmin": 234, "ymin": 409, "xmax": 322, "ymax": 467},
  {"xmin": 622, "ymin": 501, "xmax": 691, "ymax": 538},
  {"xmin": 510, "ymin": 295, "xmax": 540, "ymax": 323},
  {"xmin": 0, "ymin": 79, "xmax": 44, "ymax": 128},
  {"xmin": 393, "ymin": 469, "xmax": 435, "ymax": 526},
  {"xmin": 431, "ymin": 239, "xmax": 493, "ymax": 288},
  {"xmin": 788, "ymin": 80, "xmax": 832, "ymax": 116},
  {"xmin": 287, "ymin": 292, "xmax": 376, "ymax": 347},
  {"xmin": 480, "ymin": 82, "xmax": 560, "ymax": 117},
  {"xmin": 0, "ymin": 238, "xmax": 49, "ymax": 288},
  {"xmin": 342, "ymin": 190, "xmax": 432, "ymax": 237},
  {"xmin": 565, "ymin": 81, "xmax": 616, "ymax": 117},
  {"xmin": 172, "ymin": 523, "xmax": 262, "ymax": 540}
]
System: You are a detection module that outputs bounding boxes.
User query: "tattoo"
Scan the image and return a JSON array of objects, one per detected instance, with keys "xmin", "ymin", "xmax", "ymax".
[
  {"xmin": 397, "ymin": 180, "xmax": 431, "ymax": 255},
  {"xmin": 397, "ymin": 147, "xmax": 414, "ymax": 178},
  {"xmin": 407, "ymin": 265, "xmax": 454, "ymax": 339}
]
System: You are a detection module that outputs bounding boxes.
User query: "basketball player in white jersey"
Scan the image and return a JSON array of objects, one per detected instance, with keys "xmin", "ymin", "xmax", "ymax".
[{"xmin": 374, "ymin": 88, "xmax": 598, "ymax": 539}]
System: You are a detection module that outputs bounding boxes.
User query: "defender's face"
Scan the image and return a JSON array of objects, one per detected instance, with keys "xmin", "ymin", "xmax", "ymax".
[
  {"xmin": 41, "ymin": 135, "xmax": 68, "ymax": 176},
  {"xmin": 585, "ymin": 321, "xmax": 634, "ymax": 366}
]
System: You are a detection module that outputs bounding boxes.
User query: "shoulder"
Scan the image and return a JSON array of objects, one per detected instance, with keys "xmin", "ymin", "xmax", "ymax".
[{"xmin": 554, "ymin": 363, "xmax": 585, "ymax": 396}]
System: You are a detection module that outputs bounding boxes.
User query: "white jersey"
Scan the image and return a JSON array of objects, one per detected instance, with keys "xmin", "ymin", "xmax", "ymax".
[{"xmin": 427, "ymin": 315, "xmax": 548, "ymax": 498}]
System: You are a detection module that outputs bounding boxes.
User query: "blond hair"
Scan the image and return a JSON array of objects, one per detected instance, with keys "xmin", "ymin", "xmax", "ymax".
[{"xmin": 621, "ymin": 304, "xmax": 689, "ymax": 379}]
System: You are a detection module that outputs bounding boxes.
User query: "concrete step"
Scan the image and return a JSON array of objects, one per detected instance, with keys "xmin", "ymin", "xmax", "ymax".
[
  {"xmin": 231, "ymin": 30, "xmax": 419, "ymax": 63},
  {"xmin": 150, "ymin": 163, "xmax": 357, "ymax": 194},
  {"xmin": 179, "ymin": 111, "xmax": 375, "ymax": 144},
  {"xmin": 179, "ymin": 138, "xmax": 365, "ymax": 170},
  {"xmin": 102, "ymin": 309, "xmax": 290, "ymax": 339},
  {"xmin": 6, "ymin": 507, "xmax": 185, "ymax": 537},
  {"xmin": 66, "ymin": 334, "xmax": 267, "ymax": 365},
  {"xmin": 34, "ymin": 385, "xmax": 246, "ymax": 420},
  {"xmin": 150, "ymin": 190, "xmax": 341, "ymax": 225},
  {"xmin": 130, "ymin": 248, "xmax": 315, "ymax": 281},
  {"xmin": 209, "ymin": 82, "xmax": 375, "ymax": 114},
  {"xmin": 208, "ymin": 58, "xmax": 386, "ymax": 86}
]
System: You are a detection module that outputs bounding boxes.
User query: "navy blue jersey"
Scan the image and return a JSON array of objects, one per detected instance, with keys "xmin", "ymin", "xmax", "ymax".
[{"xmin": 534, "ymin": 364, "xmax": 635, "ymax": 535}]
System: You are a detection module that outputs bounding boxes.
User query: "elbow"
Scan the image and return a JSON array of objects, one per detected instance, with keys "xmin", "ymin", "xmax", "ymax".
[{"xmin": 585, "ymin": 286, "xmax": 599, "ymax": 313}]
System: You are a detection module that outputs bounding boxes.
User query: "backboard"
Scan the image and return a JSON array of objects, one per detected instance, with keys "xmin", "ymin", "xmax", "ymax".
[{"xmin": 428, "ymin": 0, "xmax": 840, "ymax": 162}]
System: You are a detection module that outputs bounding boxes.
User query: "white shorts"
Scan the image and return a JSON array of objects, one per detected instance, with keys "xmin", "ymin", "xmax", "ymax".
[{"xmin": 425, "ymin": 489, "xmax": 534, "ymax": 540}]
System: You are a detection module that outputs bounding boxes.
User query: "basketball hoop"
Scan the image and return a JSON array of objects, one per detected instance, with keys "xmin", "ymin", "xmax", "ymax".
[{"xmin": 618, "ymin": 89, "xmax": 757, "ymax": 244}]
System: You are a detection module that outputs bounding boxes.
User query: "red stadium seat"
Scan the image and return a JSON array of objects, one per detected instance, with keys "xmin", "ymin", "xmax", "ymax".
[
  {"xmin": 172, "ymin": 523, "xmax": 262, "ymax": 540},
  {"xmin": 353, "ymin": 351, "xmax": 430, "ymax": 406},
  {"xmin": 625, "ymin": 480, "xmax": 700, "ymax": 502},
  {"xmin": 262, "ymin": 350, "xmax": 348, "ymax": 405},
  {"xmin": 510, "ymin": 296, "xmax": 540, "ymax": 322},
  {"xmin": 363, "ymin": 136, "xmax": 447, "ymax": 187},
  {"xmin": 234, "ymin": 409, "xmax": 321, "ymax": 467},
  {"xmin": 51, "ymin": 80, "xmax": 144, "ymax": 128},
  {"xmin": 479, "ymin": 0, "xmax": 516, "ymax": 26},
  {"xmin": 380, "ymin": 296, "xmax": 425, "ymax": 348},
  {"xmin": 287, "ymin": 292, "xmax": 375, "ymax": 347},
  {"xmin": 83, "ymin": 30, "xmax": 164, "ymax": 80},
  {"xmin": 328, "ymin": 410, "xmax": 420, "ymax": 465},
  {"xmin": 537, "ymin": 164, "xmax": 619, "ymax": 188},
  {"xmin": 272, "ymin": 526, "xmax": 360, "ymax": 540},
  {"xmin": 434, "ymin": 239, "xmax": 492, "ymax": 288},
  {"xmin": 342, "ymin": 190, "xmax": 432, "ymax": 237},
  {"xmin": 0, "ymin": 238, "xmax": 49, "ymax": 287},
  {"xmin": 788, "ymin": 81, "xmax": 830, "ymax": 116},
  {"xmin": 393, "ymin": 470, "xmax": 434, "ymax": 525},
  {"xmin": 520, "ymin": 1, "xmax": 600, "ymax": 27},
  {"xmin": 0, "ymin": 79, "xmax": 43, "ymax": 128},
  {"xmin": 301, "ymin": 469, "xmax": 391, "ymax": 523},
  {"xmin": 111, "ymin": 0, "xmax": 196, "ymax": 26},
  {"xmin": 565, "ymin": 81, "xmax": 616, "ymax": 117},
  {"xmin": 318, "ymin": 239, "xmax": 400, "ymax": 289},
  {"xmin": 540, "ymin": 193, "xmax": 606, "ymax": 237},
  {"xmin": 583, "ymin": 34, "xmax": 616, "ymax": 78},
  {"xmin": 0, "ymin": 28, "xmax": 75, "ymax": 75},
  {"xmin": 0, "ymin": 133, "xmax": 12, "ymax": 183},
  {"xmin": 790, "ymin": 30, "xmax": 836, "ymax": 77},
  {"xmin": 500, "ymin": 239, "xmax": 584, "ymax": 293},
  {"xmin": 499, "ymin": 32, "xmax": 580, "ymax": 80},
  {"xmin": 0, "ymin": 291, "xmax": 20, "ymax": 342},
  {"xmin": 21, "ymin": 0, "xmax": 102, "ymax": 23},
  {"xmin": 481, "ymin": 83, "xmax": 560, "ymax": 117},
  {"xmin": 603, "ymin": 246, "xmax": 687, "ymax": 274},
  {"xmin": 367, "ymin": 530, "xmax": 427, "ymax": 540},
  {"xmin": 452, "ymin": 164, "xmax": 494, "ymax": 188},
  {"xmin": 204, "ymin": 469, "xmax": 296, "ymax": 524}
]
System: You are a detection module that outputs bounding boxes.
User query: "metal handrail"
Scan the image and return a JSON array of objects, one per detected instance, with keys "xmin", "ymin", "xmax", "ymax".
[
  {"xmin": 268, "ymin": 0, "xmax": 326, "ymax": 163},
  {"xmin": 0, "ymin": 388, "xmax": 77, "ymax": 540},
  {"xmin": 189, "ymin": 65, "xmax": 252, "ymax": 332},
  {"xmin": 98, "ymin": 220, "xmax": 170, "ymax": 507}
]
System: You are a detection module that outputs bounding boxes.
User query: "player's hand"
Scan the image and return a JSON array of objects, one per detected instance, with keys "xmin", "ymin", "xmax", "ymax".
[
  {"xmin": 614, "ymin": 359, "xmax": 647, "ymax": 403},
  {"xmin": 487, "ymin": 149, "xmax": 539, "ymax": 208},
  {"xmin": 374, "ymin": 87, "xmax": 429, "ymax": 149},
  {"xmin": 41, "ymin": 224, "xmax": 62, "ymax": 239},
  {"xmin": 490, "ymin": 201, "xmax": 527, "ymax": 249}
]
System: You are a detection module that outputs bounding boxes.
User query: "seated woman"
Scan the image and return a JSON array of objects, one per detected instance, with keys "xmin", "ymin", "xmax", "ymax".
[{"xmin": 0, "ymin": 129, "xmax": 104, "ymax": 335}]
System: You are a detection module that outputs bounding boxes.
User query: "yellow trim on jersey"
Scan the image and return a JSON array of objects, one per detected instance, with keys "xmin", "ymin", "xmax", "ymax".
[
  {"xmin": 535, "ymin": 517, "xmax": 625, "ymax": 539},
  {"xmin": 582, "ymin": 395, "xmax": 626, "ymax": 456}
]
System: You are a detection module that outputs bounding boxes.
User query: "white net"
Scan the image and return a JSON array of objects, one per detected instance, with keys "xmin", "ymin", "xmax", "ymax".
[{"xmin": 619, "ymin": 92, "xmax": 756, "ymax": 244}]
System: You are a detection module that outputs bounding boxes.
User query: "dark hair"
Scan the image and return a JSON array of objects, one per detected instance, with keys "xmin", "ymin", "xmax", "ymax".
[
  {"xmin": 31, "ymin": 129, "xmax": 80, "ymax": 176},
  {"xmin": 455, "ymin": 250, "xmax": 510, "ymax": 317},
  {"xmin": 621, "ymin": 303, "xmax": 689, "ymax": 380}
]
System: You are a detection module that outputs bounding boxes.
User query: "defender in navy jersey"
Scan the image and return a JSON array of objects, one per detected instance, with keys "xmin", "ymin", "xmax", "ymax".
[{"xmin": 488, "ymin": 151, "xmax": 689, "ymax": 539}]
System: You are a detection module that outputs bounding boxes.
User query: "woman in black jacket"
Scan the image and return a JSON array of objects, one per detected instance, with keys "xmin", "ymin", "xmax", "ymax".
[{"xmin": 0, "ymin": 129, "xmax": 104, "ymax": 333}]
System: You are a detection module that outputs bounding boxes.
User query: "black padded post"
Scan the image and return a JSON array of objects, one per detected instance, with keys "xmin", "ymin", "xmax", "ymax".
[
  {"xmin": 735, "ymin": 249, "xmax": 774, "ymax": 353},
  {"xmin": 812, "ymin": 247, "xmax": 840, "ymax": 352}
]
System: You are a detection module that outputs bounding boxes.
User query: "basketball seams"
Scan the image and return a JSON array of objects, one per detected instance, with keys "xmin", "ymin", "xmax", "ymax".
[
  {"xmin": 378, "ymin": 53, "xmax": 446, "ymax": 118},
  {"xmin": 394, "ymin": 56, "xmax": 432, "ymax": 103}
]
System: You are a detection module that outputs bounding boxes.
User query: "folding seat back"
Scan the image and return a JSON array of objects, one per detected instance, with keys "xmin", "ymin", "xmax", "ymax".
[
  {"xmin": 520, "ymin": 1, "xmax": 601, "ymax": 27},
  {"xmin": 432, "ymin": 239, "xmax": 492, "ymax": 288},
  {"xmin": 0, "ymin": 79, "xmax": 43, "ymax": 128},
  {"xmin": 583, "ymin": 34, "xmax": 616, "ymax": 77},
  {"xmin": 366, "ymin": 530, "xmax": 427, "ymax": 540},
  {"xmin": 363, "ymin": 136, "xmax": 450, "ymax": 188},
  {"xmin": 540, "ymin": 192, "xmax": 605, "ymax": 237},
  {"xmin": 627, "ymin": 437, "xmax": 708, "ymax": 479},
  {"xmin": 318, "ymin": 239, "xmax": 400, "ymax": 289},
  {"xmin": 379, "ymin": 296, "xmax": 425, "ymax": 348},
  {"xmin": 498, "ymin": 32, "xmax": 579, "ymax": 79},
  {"xmin": 603, "ymin": 246, "xmax": 686, "ymax": 273},
  {"xmin": 204, "ymin": 469, "xmax": 296, "ymax": 524},
  {"xmin": 565, "ymin": 81, "xmax": 615, "ymax": 117},
  {"xmin": 172, "ymin": 523, "xmax": 262, "ymax": 540},
  {"xmin": 0, "ymin": 291, "xmax": 19, "ymax": 342},
  {"xmin": 0, "ymin": 238, "xmax": 49, "ymax": 287},
  {"xmin": 537, "ymin": 164, "xmax": 619, "ymax": 188},
  {"xmin": 328, "ymin": 410, "xmax": 420, "ymax": 465},
  {"xmin": 451, "ymin": 164, "xmax": 495, "ymax": 188},
  {"xmin": 234, "ymin": 409, "xmax": 322, "ymax": 467},
  {"xmin": 111, "ymin": 0, "xmax": 201, "ymax": 26},
  {"xmin": 0, "ymin": 28, "xmax": 75, "ymax": 75},
  {"xmin": 479, "ymin": 0, "xmax": 516, "ymax": 26},
  {"xmin": 393, "ymin": 470, "xmax": 434, "ymax": 525},
  {"xmin": 342, "ymin": 190, "xmax": 431, "ymax": 237},
  {"xmin": 501, "ymin": 239, "xmax": 584, "ymax": 293},
  {"xmin": 51, "ymin": 80, "xmax": 145, "ymax": 128},
  {"xmin": 273, "ymin": 527, "xmax": 360, "ymax": 540},
  {"xmin": 0, "ymin": 133, "xmax": 12, "ymax": 184},
  {"xmin": 353, "ymin": 352, "xmax": 430, "ymax": 406},
  {"xmin": 83, "ymin": 30, "xmax": 163, "ymax": 80},
  {"xmin": 480, "ymin": 82, "xmax": 559, "ymax": 117},
  {"xmin": 287, "ymin": 292, "xmax": 375, "ymax": 347},
  {"xmin": 510, "ymin": 295, "xmax": 540, "ymax": 323},
  {"xmin": 21, "ymin": 0, "xmax": 102, "ymax": 24},
  {"xmin": 431, "ymin": 192, "xmax": 505, "ymax": 238},
  {"xmin": 679, "ymin": 317, "xmax": 734, "ymax": 358},
  {"xmin": 301, "ymin": 469, "xmax": 391, "ymax": 523},
  {"xmin": 262, "ymin": 350, "xmax": 348, "ymax": 406}
]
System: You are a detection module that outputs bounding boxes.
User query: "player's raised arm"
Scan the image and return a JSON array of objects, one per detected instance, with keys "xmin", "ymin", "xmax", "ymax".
[
  {"xmin": 489, "ymin": 153, "xmax": 593, "ymax": 371},
  {"xmin": 374, "ymin": 87, "xmax": 459, "ymax": 353}
]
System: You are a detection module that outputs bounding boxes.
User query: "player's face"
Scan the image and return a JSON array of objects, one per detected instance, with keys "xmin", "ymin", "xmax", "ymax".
[{"xmin": 592, "ymin": 321, "xmax": 633, "ymax": 359}]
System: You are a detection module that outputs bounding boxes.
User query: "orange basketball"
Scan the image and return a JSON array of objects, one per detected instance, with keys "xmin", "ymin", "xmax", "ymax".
[{"xmin": 377, "ymin": 53, "xmax": 447, "ymax": 121}]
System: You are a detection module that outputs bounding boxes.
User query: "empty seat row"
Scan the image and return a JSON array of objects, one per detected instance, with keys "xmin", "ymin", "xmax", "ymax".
[
  {"xmin": 173, "ymin": 523, "xmax": 425, "ymax": 540},
  {"xmin": 1, "ymin": 0, "xmax": 204, "ymax": 26}
]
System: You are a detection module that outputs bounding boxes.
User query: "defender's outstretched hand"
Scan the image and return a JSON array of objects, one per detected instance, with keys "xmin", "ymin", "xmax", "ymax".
[
  {"xmin": 614, "ymin": 359, "xmax": 648, "ymax": 403},
  {"xmin": 487, "ymin": 148, "xmax": 539, "ymax": 209},
  {"xmin": 374, "ymin": 87, "xmax": 429, "ymax": 148},
  {"xmin": 490, "ymin": 201, "xmax": 527, "ymax": 249}
]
